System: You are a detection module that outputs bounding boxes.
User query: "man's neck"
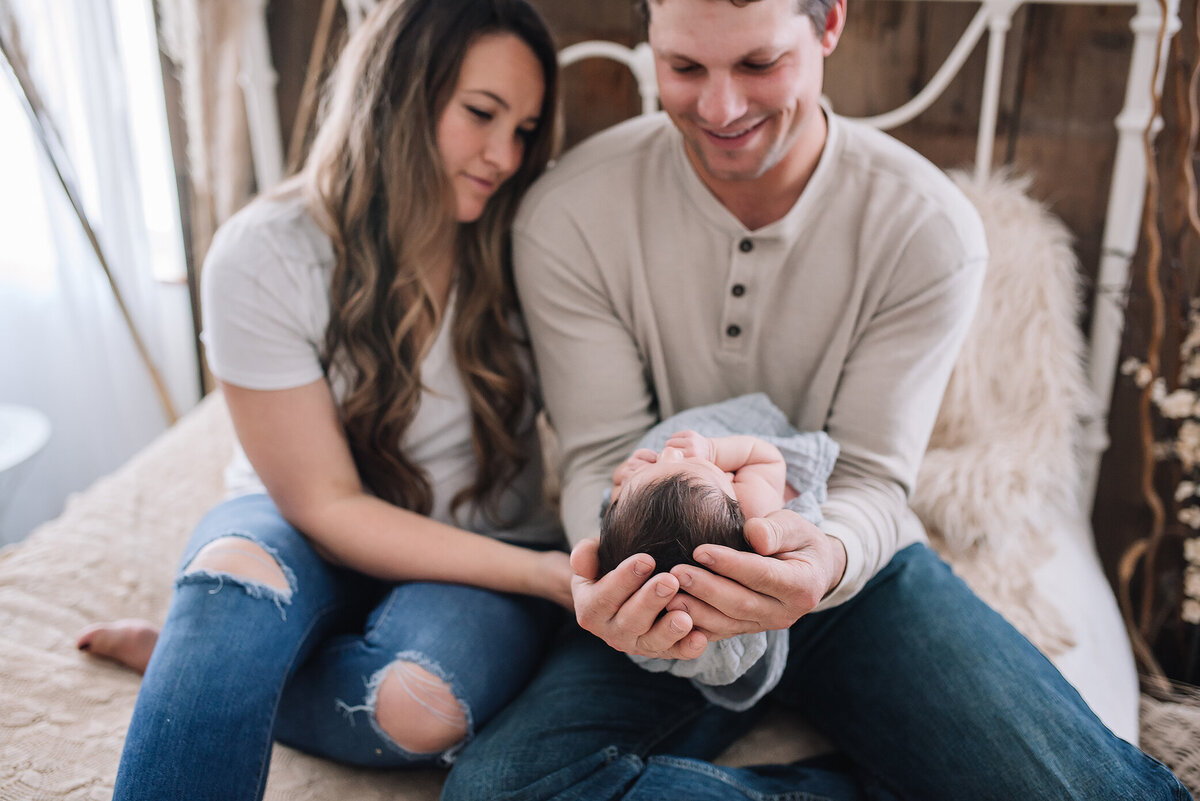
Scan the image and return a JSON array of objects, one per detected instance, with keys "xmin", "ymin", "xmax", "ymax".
[{"xmin": 690, "ymin": 114, "xmax": 828, "ymax": 232}]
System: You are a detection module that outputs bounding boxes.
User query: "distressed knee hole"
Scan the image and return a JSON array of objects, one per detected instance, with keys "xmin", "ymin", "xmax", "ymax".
[
  {"xmin": 375, "ymin": 661, "xmax": 468, "ymax": 754},
  {"xmin": 184, "ymin": 537, "xmax": 290, "ymax": 592}
]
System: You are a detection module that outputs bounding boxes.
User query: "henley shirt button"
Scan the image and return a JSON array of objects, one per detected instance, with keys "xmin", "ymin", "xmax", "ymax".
[
  {"xmin": 731, "ymin": 284, "xmax": 746, "ymax": 297},
  {"xmin": 738, "ymin": 238, "xmax": 754, "ymax": 253},
  {"xmin": 726, "ymin": 324, "xmax": 742, "ymax": 338}
]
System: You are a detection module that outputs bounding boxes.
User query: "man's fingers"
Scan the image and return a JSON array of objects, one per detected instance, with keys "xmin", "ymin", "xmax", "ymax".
[
  {"xmin": 743, "ymin": 515, "xmax": 783, "ymax": 555},
  {"xmin": 570, "ymin": 537, "xmax": 602, "ymax": 581},
  {"xmin": 610, "ymin": 571, "xmax": 681, "ymax": 640},
  {"xmin": 569, "ymin": 541, "xmax": 706, "ymax": 656},
  {"xmin": 637, "ymin": 612, "xmax": 708, "ymax": 659},
  {"xmin": 665, "ymin": 592, "xmax": 757, "ymax": 640},
  {"xmin": 673, "ymin": 555, "xmax": 775, "ymax": 619},
  {"xmin": 573, "ymin": 549, "xmax": 657, "ymax": 627},
  {"xmin": 741, "ymin": 511, "xmax": 847, "ymax": 600},
  {"xmin": 628, "ymin": 609, "xmax": 696, "ymax": 652},
  {"xmin": 688, "ymin": 545, "xmax": 783, "ymax": 602},
  {"xmin": 666, "ymin": 628, "xmax": 709, "ymax": 661},
  {"xmin": 744, "ymin": 509, "xmax": 823, "ymax": 557}
]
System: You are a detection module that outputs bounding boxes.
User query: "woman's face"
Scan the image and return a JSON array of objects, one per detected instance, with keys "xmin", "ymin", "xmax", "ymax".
[{"xmin": 436, "ymin": 32, "xmax": 546, "ymax": 223}]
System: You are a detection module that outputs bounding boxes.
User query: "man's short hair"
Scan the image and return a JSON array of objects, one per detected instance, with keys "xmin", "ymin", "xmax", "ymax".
[
  {"xmin": 597, "ymin": 473, "xmax": 749, "ymax": 575},
  {"xmin": 637, "ymin": 0, "xmax": 836, "ymax": 37}
]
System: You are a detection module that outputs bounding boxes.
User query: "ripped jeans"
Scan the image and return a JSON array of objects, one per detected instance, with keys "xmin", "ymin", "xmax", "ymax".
[{"xmin": 112, "ymin": 494, "xmax": 562, "ymax": 801}]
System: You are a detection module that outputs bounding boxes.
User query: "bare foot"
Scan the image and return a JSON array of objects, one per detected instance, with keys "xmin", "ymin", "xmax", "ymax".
[{"xmin": 76, "ymin": 619, "xmax": 160, "ymax": 674}]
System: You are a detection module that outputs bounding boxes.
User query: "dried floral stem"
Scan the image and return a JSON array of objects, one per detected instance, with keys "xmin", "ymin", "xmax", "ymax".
[
  {"xmin": 1187, "ymin": 0, "xmax": 1200, "ymax": 239},
  {"xmin": 1135, "ymin": 0, "xmax": 1171, "ymax": 642},
  {"xmin": 1120, "ymin": 540, "xmax": 1172, "ymax": 691}
]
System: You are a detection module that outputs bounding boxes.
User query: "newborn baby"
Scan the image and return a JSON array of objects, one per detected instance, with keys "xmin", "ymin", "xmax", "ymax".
[{"xmin": 596, "ymin": 393, "xmax": 838, "ymax": 711}]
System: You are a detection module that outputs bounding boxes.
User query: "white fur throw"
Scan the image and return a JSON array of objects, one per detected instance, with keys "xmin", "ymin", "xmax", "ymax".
[{"xmin": 911, "ymin": 170, "xmax": 1095, "ymax": 656}]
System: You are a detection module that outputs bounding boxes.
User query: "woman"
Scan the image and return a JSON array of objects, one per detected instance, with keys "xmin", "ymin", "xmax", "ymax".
[{"xmin": 77, "ymin": 1, "xmax": 567, "ymax": 797}]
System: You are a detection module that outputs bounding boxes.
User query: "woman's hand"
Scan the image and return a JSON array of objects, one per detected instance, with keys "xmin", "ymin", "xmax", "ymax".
[
  {"xmin": 568, "ymin": 537, "xmax": 709, "ymax": 659},
  {"xmin": 664, "ymin": 509, "xmax": 847, "ymax": 639},
  {"xmin": 533, "ymin": 549, "xmax": 576, "ymax": 611}
]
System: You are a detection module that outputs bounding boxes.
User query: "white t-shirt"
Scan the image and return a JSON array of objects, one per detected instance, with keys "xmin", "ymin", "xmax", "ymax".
[{"xmin": 200, "ymin": 191, "xmax": 561, "ymax": 544}]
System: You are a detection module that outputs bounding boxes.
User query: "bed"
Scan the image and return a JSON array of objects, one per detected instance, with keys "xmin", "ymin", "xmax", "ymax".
[{"xmin": 2, "ymin": 0, "xmax": 1199, "ymax": 798}]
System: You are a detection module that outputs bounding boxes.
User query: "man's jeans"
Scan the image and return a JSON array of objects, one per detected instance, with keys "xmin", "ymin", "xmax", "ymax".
[
  {"xmin": 112, "ymin": 494, "xmax": 561, "ymax": 801},
  {"xmin": 444, "ymin": 543, "xmax": 1191, "ymax": 800}
]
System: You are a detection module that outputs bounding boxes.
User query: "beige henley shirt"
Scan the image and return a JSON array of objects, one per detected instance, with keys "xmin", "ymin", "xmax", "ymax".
[{"xmin": 513, "ymin": 111, "xmax": 987, "ymax": 608}]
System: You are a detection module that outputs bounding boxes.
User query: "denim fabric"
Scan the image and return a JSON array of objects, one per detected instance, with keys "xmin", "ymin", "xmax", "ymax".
[
  {"xmin": 444, "ymin": 544, "xmax": 1192, "ymax": 801},
  {"xmin": 112, "ymin": 494, "xmax": 561, "ymax": 801}
]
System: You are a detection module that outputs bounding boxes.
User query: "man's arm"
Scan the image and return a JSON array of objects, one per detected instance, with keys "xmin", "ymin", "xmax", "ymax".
[
  {"xmin": 514, "ymin": 210, "xmax": 706, "ymax": 658},
  {"xmin": 666, "ymin": 231, "xmax": 987, "ymax": 636}
]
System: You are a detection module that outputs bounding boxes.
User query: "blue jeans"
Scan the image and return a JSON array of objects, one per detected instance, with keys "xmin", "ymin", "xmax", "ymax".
[
  {"xmin": 443, "ymin": 544, "xmax": 1191, "ymax": 801},
  {"xmin": 113, "ymin": 494, "xmax": 562, "ymax": 801}
]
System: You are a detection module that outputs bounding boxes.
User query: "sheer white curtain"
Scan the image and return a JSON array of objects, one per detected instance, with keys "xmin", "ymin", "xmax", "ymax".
[{"xmin": 0, "ymin": 0, "xmax": 199, "ymax": 545}]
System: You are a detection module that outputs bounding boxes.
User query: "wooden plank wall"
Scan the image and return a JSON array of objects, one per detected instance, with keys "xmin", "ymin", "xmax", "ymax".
[{"xmin": 264, "ymin": 0, "xmax": 1200, "ymax": 674}]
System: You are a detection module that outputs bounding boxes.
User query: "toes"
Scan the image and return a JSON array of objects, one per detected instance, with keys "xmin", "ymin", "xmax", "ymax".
[
  {"xmin": 75, "ymin": 619, "xmax": 159, "ymax": 674},
  {"xmin": 75, "ymin": 622, "xmax": 105, "ymax": 651}
]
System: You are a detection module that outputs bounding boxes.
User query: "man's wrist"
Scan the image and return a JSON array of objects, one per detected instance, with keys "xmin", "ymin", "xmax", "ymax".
[{"xmin": 823, "ymin": 533, "xmax": 847, "ymax": 598}]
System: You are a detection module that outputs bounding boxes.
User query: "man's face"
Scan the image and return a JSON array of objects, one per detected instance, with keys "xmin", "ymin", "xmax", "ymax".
[{"xmin": 648, "ymin": 0, "xmax": 842, "ymax": 186}]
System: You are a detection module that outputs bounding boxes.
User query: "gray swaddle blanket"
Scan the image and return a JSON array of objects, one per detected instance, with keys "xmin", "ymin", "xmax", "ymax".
[{"xmin": 602, "ymin": 393, "xmax": 838, "ymax": 711}]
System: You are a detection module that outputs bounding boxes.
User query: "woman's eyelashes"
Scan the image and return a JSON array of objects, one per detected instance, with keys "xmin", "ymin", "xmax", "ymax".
[
  {"xmin": 466, "ymin": 104, "xmax": 536, "ymax": 143},
  {"xmin": 466, "ymin": 104, "xmax": 493, "ymax": 122}
]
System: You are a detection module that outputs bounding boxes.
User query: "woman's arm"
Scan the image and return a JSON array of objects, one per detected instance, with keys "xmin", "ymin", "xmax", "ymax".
[{"xmin": 221, "ymin": 379, "xmax": 573, "ymax": 610}]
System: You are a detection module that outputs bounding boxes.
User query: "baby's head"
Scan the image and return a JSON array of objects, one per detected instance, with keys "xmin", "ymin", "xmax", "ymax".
[{"xmin": 597, "ymin": 471, "xmax": 749, "ymax": 576}]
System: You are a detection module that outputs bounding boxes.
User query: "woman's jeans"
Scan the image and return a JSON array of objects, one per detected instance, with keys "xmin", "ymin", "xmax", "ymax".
[
  {"xmin": 444, "ymin": 543, "xmax": 1192, "ymax": 801},
  {"xmin": 112, "ymin": 494, "xmax": 561, "ymax": 801}
]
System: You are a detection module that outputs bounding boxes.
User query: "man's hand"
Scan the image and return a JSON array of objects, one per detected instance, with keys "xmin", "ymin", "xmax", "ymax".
[
  {"xmin": 570, "ymin": 537, "xmax": 709, "ymax": 659},
  {"xmin": 665, "ymin": 509, "xmax": 847, "ymax": 639}
]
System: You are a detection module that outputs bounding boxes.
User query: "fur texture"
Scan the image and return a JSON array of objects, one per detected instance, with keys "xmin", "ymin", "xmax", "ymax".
[{"xmin": 911, "ymin": 170, "xmax": 1097, "ymax": 655}]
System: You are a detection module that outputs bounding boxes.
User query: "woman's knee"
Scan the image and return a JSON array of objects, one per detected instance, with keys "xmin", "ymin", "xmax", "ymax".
[
  {"xmin": 374, "ymin": 660, "xmax": 469, "ymax": 754},
  {"xmin": 182, "ymin": 536, "xmax": 291, "ymax": 593}
]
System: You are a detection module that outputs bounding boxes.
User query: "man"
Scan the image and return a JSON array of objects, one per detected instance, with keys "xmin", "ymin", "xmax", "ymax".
[{"xmin": 444, "ymin": 0, "xmax": 1191, "ymax": 798}]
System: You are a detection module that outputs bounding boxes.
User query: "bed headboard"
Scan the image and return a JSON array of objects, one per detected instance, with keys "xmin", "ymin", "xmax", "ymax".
[{"xmin": 234, "ymin": 0, "xmax": 1181, "ymax": 516}]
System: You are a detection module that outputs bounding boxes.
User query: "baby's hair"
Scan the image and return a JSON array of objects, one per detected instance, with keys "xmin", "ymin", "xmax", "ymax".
[{"xmin": 598, "ymin": 473, "xmax": 749, "ymax": 575}]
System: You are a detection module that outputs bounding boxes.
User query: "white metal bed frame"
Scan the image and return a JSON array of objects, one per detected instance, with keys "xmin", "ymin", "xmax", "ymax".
[{"xmin": 236, "ymin": 0, "xmax": 1181, "ymax": 515}]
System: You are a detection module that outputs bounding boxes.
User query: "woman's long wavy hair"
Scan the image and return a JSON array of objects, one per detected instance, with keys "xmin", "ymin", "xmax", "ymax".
[{"xmin": 300, "ymin": 0, "xmax": 559, "ymax": 521}]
